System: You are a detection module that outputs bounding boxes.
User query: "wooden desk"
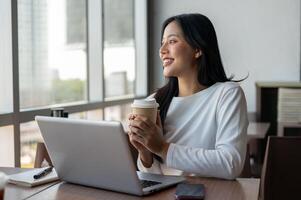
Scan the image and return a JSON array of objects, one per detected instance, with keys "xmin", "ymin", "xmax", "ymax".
[
  {"xmin": 0, "ymin": 167, "xmax": 59, "ymax": 200},
  {"xmin": 1, "ymin": 168, "xmax": 260, "ymax": 200},
  {"xmin": 246, "ymin": 122, "xmax": 270, "ymax": 177},
  {"xmin": 247, "ymin": 122, "xmax": 270, "ymax": 141}
]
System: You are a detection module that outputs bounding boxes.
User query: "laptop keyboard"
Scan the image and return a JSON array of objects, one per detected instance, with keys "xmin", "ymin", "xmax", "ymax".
[{"xmin": 140, "ymin": 179, "xmax": 161, "ymax": 188}]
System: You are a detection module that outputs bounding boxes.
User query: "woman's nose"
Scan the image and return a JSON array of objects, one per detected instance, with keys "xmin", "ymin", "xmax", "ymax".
[{"xmin": 159, "ymin": 43, "xmax": 168, "ymax": 55}]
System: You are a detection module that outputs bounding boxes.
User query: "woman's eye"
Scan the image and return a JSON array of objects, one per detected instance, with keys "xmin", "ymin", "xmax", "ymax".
[{"xmin": 161, "ymin": 39, "xmax": 177, "ymax": 46}]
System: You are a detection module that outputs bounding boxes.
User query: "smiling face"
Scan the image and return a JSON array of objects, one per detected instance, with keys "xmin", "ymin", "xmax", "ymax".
[{"xmin": 159, "ymin": 21, "xmax": 201, "ymax": 78}]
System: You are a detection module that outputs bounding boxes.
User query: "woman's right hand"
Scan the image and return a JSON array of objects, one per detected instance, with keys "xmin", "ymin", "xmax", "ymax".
[
  {"xmin": 128, "ymin": 131, "xmax": 147, "ymax": 152},
  {"xmin": 128, "ymin": 114, "xmax": 153, "ymax": 167}
]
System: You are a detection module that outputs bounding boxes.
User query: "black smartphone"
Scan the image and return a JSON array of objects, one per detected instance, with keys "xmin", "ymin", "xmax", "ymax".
[{"xmin": 175, "ymin": 183, "xmax": 205, "ymax": 200}]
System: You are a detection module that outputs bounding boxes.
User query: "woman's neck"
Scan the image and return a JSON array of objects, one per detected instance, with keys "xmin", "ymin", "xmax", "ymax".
[{"xmin": 177, "ymin": 76, "xmax": 206, "ymax": 97}]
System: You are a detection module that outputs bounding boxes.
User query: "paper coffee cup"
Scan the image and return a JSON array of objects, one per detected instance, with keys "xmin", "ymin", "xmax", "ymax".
[
  {"xmin": 0, "ymin": 172, "xmax": 8, "ymax": 200},
  {"xmin": 131, "ymin": 98, "xmax": 159, "ymax": 123}
]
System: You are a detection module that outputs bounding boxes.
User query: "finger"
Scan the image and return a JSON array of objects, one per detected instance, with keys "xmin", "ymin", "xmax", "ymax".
[
  {"xmin": 156, "ymin": 110, "xmax": 162, "ymax": 128},
  {"xmin": 128, "ymin": 132, "xmax": 135, "ymax": 142},
  {"xmin": 131, "ymin": 132, "xmax": 145, "ymax": 144},
  {"xmin": 128, "ymin": 131, "xmax": 134, "ymax": 137},
  {"xmin": 127, "ymin": 132, "xmax": 133, "ymax": 141},
  {"xmin": 128, "ymin": 113, "xmax": 137, "ymax": 121},
  {"xmin": 129, "ymin": 123, "xmax": 144, "ymax": 135},
  {"xmin": 134, "ymin": 115, "xmax": 153, "ymax": 128},
  {"xmin": 128, "ymin": 132, "xmax": 133, "ymax": 140},
  {"xmin": 129, "ymin": 132, "xmax": 140, "ymax": 142},
  {"xmin": 130, "ymin": 118, "xmax": 149, "ymax": 130},
  {"xmin": 130, "ymin": 126, "xmax": 146, "ymax": 137},
  {"xmin": 129, "ymin": 134, "xmax": 142, "ymax": 149}
]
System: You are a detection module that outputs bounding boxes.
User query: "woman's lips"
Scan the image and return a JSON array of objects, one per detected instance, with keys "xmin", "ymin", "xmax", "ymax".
[{"xmin": 163, "ymin": 58, "xmax": 174, "ymax": 66}]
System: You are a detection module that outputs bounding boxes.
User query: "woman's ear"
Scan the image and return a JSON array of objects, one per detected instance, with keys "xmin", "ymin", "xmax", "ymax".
[{"xmin": 195, "ymin": 49, "xmax": 202, "ymax": 58}]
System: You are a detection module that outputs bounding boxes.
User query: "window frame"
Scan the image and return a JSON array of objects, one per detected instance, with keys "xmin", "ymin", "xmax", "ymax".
[{"xmin": 0, "ymin": 0, "xmax": 148, "ymax": 167}]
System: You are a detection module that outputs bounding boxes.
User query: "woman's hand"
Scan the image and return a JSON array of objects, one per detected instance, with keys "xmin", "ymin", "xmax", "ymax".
[
  {"xmin": 128, "ymin": 115, "xmax": 153, "ymax": 167},
  {"xmin": 128, "ymin": 132, "xmax": 153, "ymax": 167},
  {"xmin": 128, "ymin": 112, "xmax": 170, "ymax": 160}
]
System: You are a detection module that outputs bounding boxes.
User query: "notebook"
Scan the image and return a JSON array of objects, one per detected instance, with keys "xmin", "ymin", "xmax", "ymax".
[
  {"xmin": 35, "ymin": 116, "xmax": 185, "ymax": 196},
  {"xmin": 8, "ymin": 167, "xmax": 59, "ymax": 187}
]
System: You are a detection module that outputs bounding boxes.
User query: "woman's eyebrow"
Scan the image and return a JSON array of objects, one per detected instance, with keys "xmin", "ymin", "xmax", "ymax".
[{"xmin": 162, "ymin": 33, "xmax": 181, "ymax": 41}]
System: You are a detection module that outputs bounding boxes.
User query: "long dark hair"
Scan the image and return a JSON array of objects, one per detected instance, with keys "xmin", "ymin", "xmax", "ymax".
[{"xmin": 155, "ymin": 13, "xmax": 244, "ymax": 126}]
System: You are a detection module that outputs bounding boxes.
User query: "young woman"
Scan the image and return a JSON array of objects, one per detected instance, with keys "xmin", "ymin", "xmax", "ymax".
[{"xmin": 128, "ymin": 13, "xmax": 248, "ymax": 180}]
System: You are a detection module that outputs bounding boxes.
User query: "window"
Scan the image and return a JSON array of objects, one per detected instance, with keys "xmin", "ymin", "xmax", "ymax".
[
  {"xmin": 0, "ymin": 126, "xmax": 14, "ymax": 167},
  {"xmin": 104, "ymin": 103, "xmax": 131, "ymax": 131},
  {"xmin": 20, "ymin": 121, "xmax": 42, "ymax": 168},
  {"xmin": 69, "ymin": 109, "xmax": 103, "ymax": 121},
  {"xmin": 20, "ymin": 109, "xmax": 104, "ymax": 168},
  {"xmin": 103, "ymin": 0, "xmax": 135, "ymax": 99},
  {"xmin": 0, "ymin": 0, "xmax": 147, "ymax": 167},
  {"xmin": 0, "ymin": 61, "xmax": 13, "ymax": 114},
  {"xmin": 18, "ymin": 0, "xmax": 87, "ymax": 109},
  {"xmin": 0, "ymin": 0, "xmax": 13, "ymax": 114}
]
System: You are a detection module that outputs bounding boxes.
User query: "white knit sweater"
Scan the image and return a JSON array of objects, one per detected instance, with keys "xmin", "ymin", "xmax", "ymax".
[{"xmin": 137, "ymin": 82, "xmax": 248, "ymax": 180}]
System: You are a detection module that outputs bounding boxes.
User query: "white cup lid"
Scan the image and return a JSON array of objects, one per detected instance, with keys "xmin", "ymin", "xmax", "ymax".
[{"xmin": 131, "ymin": 98, "xmax": 159, "ymax": 108}]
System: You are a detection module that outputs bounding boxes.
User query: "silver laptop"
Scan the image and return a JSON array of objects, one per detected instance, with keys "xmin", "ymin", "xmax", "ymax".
[{"xmin": 35, "ymin": 116, "xmax": 184, "ymax": 196}]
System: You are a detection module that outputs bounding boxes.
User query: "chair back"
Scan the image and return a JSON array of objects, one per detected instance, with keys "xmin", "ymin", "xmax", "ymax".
[
  {"xmin": 34, "ymin": 142, "xmax": 53, "ymax": 168},
  {"xmin": 259, "ymin": 136, "xmax": 301, "ymax": 200}
]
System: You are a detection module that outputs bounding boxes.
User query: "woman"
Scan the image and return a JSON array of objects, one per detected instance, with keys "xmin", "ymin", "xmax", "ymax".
[{"xmin": 128, "ymin": 13, "xmax": 248, "ymax": 180}]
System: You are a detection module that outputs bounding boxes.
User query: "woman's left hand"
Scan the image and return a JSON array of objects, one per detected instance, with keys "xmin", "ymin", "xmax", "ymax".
[{"xmin": 129, "ymin": 112, "xmax": 170, "ymax": 160}]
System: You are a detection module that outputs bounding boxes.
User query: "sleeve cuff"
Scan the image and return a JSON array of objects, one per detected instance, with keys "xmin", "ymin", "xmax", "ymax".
[
  {"xmin": 137, "ymin": 154, "xmax": 162, "ymax": 174},
  {"xmin": 166, "ymin": 143, "xmax": 176, "ymax": 168}
]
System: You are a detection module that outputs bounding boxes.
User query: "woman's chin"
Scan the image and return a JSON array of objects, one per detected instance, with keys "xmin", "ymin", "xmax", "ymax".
[
  {"xmin": 163, "ymin": 72, "xmax": 179, "ymax": 78},
  {"xmin": 163, "ymin": 72, "xmax": 173, "ymax": 77},
  {"xmin": 163, "ymin": 68, "xmax": 175, "ymax": 77}
]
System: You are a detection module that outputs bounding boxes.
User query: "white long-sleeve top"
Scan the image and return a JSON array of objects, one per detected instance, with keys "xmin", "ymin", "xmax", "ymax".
[{"xmin": 137, "ymin": 82, "xmax": 248, "ymax": 180}]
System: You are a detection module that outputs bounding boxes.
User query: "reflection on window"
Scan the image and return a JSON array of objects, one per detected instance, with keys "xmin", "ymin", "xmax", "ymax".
[
  {"xmin": 20, "ymin": 121, "xmax": 43, "ymax": 168},
  {"xmin": 103, "ymin": 0, "xmax": 135, "ymax": 99},
  {"xmin": 69, "ymin": 109, "xmax": 103, "ymax": 121},
  {"xmin": 105, "ymin": 103, "xmax": 131, "ymax": 131},
  {"xmin": 18, "ymin": 0, "xmax": 87, "ymax": 109},
  {"xmin": 0, "ymin": 126, "xmax": 14, "ymax": 167}
]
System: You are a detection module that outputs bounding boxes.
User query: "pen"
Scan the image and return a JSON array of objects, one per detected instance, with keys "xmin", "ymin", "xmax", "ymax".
[{"xmin": 33, "ymin": 167, "xmax": 53, "ymax": 179}]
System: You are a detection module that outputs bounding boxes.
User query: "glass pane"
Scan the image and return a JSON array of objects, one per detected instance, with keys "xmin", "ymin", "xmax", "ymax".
[
  {"xmin": 69, "ymin": 109, "xmax": 103, "ymax": 121},
  {"xmin": 103, "ymin": 0, "xmax": 135, "ymax": 99},
  {"xmin": 0, "ymin": 0, "xmax": 13, "ymax": 114},
  {"xmin": 0, "ymin": 65, "xmax": 13, "ymax": 114},
  {"xmin": 20, "ymin": 121, "xmax": 43, "ymax": 168},
  {"xmin": 18, "ymin": 0, "xmax": 87, "ymax": 110},
  {"xmin": 104, "ymin": 103, "xmax": 131, "ymax": 131},
  {"xmin": 0, "ymin": 126, "xmax": 14, "ymax": 167}
]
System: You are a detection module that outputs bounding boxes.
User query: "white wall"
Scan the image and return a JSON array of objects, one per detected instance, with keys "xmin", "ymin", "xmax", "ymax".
[{"xmin": 149, "ymin": 0, "xmax": 300, "ymax": 112}]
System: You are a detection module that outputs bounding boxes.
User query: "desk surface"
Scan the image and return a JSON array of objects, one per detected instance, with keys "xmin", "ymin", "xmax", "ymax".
[
  {"xmin": 1, "ymin": 167, "xmax": 260, "ymax": 200},
  {"xmin": 247, "ymin": 122, "xmax": 270, "ymax": 140}
]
